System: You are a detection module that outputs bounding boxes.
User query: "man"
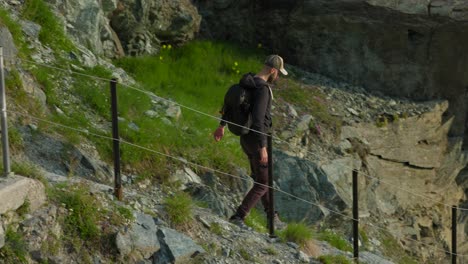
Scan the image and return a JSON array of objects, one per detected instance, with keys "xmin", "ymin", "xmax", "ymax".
[{"xmin": 213, "ymin": 54, "xmax": 288, "ymax": 229}]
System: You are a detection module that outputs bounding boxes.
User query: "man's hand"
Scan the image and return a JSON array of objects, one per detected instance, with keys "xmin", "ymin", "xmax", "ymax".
[
  {"xmin": 259, "ymin": 147, "xmax": 268, "ymax": 166},
  {"xmin": 214, "ymin": 126, "xmax": 225, "ymax": 142}
]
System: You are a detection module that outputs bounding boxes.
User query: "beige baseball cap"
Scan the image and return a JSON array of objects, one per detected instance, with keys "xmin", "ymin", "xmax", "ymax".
[{"xmin": 265, "ymin": 54, "xmax": 288, "ymax": 75}]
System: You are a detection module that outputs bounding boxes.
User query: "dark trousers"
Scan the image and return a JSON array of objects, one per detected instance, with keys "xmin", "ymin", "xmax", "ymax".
[{"xmin": 236, "ymin": 133, "xmax": 270, "ymax": 219}]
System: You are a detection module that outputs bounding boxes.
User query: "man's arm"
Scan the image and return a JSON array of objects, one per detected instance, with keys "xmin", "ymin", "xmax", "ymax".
[
  {"xmin": 250, "ymin": 85, "xmax": 269, "ymax": 165},
  {"xmin": 214, "ymin": 106, "xmax": 227, "ymax": 142},
  {"xmin": 250, "ymin": 85, "xmax": 269, "ymax": 148}
]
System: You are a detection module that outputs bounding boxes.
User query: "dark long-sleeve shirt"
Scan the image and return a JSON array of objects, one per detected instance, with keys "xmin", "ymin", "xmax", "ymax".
[
  {"xmin": 219, "ymin": 73, "xmax": 272, "ymax": 147},
  {"xmin": 248, "ymin": 77, "xmax": 271, "ymax": 148}
]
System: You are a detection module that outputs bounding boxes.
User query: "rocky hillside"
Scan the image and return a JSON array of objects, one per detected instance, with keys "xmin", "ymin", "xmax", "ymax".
[
  {"xmin": 195, "ymin": 0, "xmax": 468, "ymax": 146},
  {"xmin": 0, "ymin": 0, "xmax": 467, "ymax": 263}
]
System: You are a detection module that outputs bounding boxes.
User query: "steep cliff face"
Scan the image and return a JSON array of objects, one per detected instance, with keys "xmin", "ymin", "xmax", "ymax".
[
  {"xmin": 367, "ymin": 0, "xmax": 468, "ymax": 20},
  {"xmin": 272, "ymin": 78, "xmax": 468, "ymax": 261},
  {"xmin": 340, "ymin": 101, "xmax": 466, "ymax": 261},
  {"xmin": 195, "ymin": 0, "xmax": 468, "ymax": 143}
]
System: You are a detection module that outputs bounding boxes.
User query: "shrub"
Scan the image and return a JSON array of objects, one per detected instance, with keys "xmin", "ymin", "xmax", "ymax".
[
  {"xmin": 278, "ymin": 222, "xmax": 313, "ymax": 247},
  {"xmin": 317, "ymin": 229, "xmax": 352, "ymax": 252},
  {"xmin": 12, "ymin": 161, "xmax": 43, "ymax": 179},
  {"xmin": 210, "ymin": 222, "xmax": 224, "ymax": 236},
  {"xmin": 11, "ymin": 161, "xmax": 48, "ymax": 188},
  {"xmin": 239, "ymin": 248, "xmax": 254, "ymax": 261},
  {"xmin": 265, "ymin": 246, "xmax": 278, "ymax": 255},
  {"xmin": 8, "ymin": 126, "xmax": 25, "ymax": 152},
  {"xmin": 50, "ymin": 183, "xmax": 101, "ymax": 241},
  {"xmin": 16, "ymin": 198, "xmax": 30, "ymax": 217},
  {"xmin": 164, "ymin": 192, "xmax": 193, "ymax": 226},
  {"xmin": 0, "ymin": 226, "xmax": 28, "ymax": 262},
  {"xmin": 244, "ymin": 208, "xmax": 267, "ymax": 233}
]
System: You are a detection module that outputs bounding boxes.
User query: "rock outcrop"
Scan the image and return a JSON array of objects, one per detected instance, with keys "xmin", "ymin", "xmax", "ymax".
[
  {"xmin": 273, "ymin": 93, "xmax": 468, "ymax": 261},
  {"xmin": 109, "ymin": 0, "xmax": 202, "ymax": 56},
  {"xmin": 45, "ymin": 0, "xmax": 201, "ymax": 57}
]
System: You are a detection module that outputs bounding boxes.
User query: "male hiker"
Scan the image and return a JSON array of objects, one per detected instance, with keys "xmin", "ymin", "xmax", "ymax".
[{"xmin": 213, "ymin": 55, "xmax": 288, "ymax": 229}]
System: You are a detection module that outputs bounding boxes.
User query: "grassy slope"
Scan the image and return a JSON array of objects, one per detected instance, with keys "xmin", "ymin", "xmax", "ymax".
[{"xmin": 113, "ymin": 41, "xmax": 264, "ymax": 180}]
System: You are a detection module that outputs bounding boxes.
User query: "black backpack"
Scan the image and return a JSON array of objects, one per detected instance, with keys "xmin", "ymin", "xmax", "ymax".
[{"xmin": 221, "ymin": 83, "xmax": 254, "ymax": 136}]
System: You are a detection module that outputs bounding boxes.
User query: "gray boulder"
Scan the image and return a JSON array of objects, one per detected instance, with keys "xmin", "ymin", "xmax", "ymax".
[
  {"xmin": 20, "ymin": 126, "xmax": 112, "ymax": 183},
  {"xmin": 20, "ymin": 20, "xmax": 41, "ymax": 39},
  {"xmin": 116, "ymin": 212, "xmax": 160, "ymax": 259},
  {"xmin": 46, "ymin": 0, "xmax": 124, "ymax": 58},
  {"xmin": 273, "ymin": 150, "xmax": 347, "ymax": 223},
  {"xmin": 153, "ymin": 227, "xmax": 205, "ymax": 263}
]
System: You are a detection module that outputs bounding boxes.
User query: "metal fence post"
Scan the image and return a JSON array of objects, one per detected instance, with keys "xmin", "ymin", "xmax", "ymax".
[
  {"xmin": 353, "ymin": 170, "xmax": 359, "ymax": 262},
  {"xmin": 268, "ymin": 133, "xmax": 275, "ymax": 237},
  {"xmin": 452, "ymin": 205, "xmax": 457, "ymax": 264},
  {"xmin": 0, "ymin": 47, "xmax": 11, "ymax": 177},
  {"xmin": 110, "ymin": 79, "xmax": 122, "ymax": 200}
]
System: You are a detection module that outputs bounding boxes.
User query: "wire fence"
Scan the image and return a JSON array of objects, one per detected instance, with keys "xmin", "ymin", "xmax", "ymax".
[
  {"xmin": 1, "ymin": 53, "xmax": 467, "ymax": 260},
  {"xmin": 7, "ymin": 54, "xmax": 467, "ymax": 212}
]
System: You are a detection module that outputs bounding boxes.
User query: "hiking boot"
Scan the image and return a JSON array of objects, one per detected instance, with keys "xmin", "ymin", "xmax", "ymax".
[
  {"xmin": 229, "ymin": 215, "xmax": 252, "ymax": 231},
  {"xmin": 268, "ymin": 212, "xmax": 287, "ymax": 231}
]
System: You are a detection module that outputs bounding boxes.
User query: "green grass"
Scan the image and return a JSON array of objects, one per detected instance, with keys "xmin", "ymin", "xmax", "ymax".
[
  {"xmin": 46, "ymin": 182, "xmax": 131, "ymax": 259},
  {"xmin": 244, "ymin": 208, "xmax": 268, "ymax": 233},
  {"xmin": 111, "ymin": 40, "xmax": 268, "ymax": 180},
  {"xmin": 0, "ymin": 7, "xmax": 30, "ymax": 57},
  {"xmin": 278, "ymin": 222, "xmax": 313, "ymax": 247},
  {"xmin": 8, "ymin": 125, "xmax": 25, "ymax": 153},
  {"xmin": 359, "ymin": 228, "xmax": 370, "ymax": 248},
  {"xmin": 316, "ymin": 229, "xmax": 353, "ymax": 252},
  {"xmin": 50, "ymin": 183, "xmax": 101, "ymax": 241},
  {"xmin": 71, "ymin": 65, "xmax": 113, "ymax": 119},
  {"xmin": 264, "ymin": 246, "xmax": 278, "ymax": 256},
  {"xmin": 210, "ymin": 222, "xmax": 224, "ymax": 236},
  {"xmin": 239, "ymin": 248, "xmax": 254, "ymax": 261},
  {"xmin": 21, "ymin": 0, "xmax": 75, "ymax": 52},
  {"xmin": 164, "ymin": 191, "xmax": 193, "ymax": 226},
  {"xmin": 11, "ymin": 161, "xmax": 48, "ymax": 188},
  {"xmin": 0, "ymin": 226, "xmax": 28, "ymax": 262},
  {"xmin": 16, "ymin": 198, "xmax": 30, "ymax": 217}
]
